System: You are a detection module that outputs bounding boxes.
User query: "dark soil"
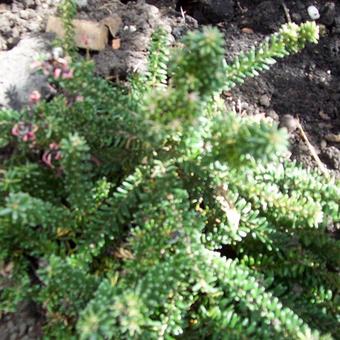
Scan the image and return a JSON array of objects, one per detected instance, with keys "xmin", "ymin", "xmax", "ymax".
[
  {"xmin": 0, "ymin": 0, "xmax": 339, "ymax": 338},
  {"xmin": 174, "ymin": 0, "xmax": 340, "ymax": 176}
]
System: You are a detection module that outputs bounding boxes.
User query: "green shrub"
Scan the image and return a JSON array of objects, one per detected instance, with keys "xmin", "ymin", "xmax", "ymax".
[{"xmin": 0, "ymin": 2, "xmax": 338, "ymax": 338}]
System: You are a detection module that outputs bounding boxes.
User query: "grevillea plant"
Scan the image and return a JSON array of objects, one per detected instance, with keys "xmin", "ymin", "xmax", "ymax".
[{"xmin": 0, "ymin": 1, "xmax": 339, "ymax": 338}]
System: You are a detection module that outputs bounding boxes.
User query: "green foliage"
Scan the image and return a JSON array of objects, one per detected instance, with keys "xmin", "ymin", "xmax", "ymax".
[
  {"xmin": 57, "ymin": 0, "xmax": 77, "ymax": 56},
  {"xmin": 0, "ymin": 12, "xmax": 338, "ymax": 340}
]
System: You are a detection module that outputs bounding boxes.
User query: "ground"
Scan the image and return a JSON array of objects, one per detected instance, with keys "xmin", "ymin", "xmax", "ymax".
[{"xmin": 0, "ymin": 0, "xmax": 339, "ymax": 338}]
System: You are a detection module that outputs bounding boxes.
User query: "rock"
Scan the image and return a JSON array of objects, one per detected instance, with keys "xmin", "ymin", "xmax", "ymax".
[
  {"xmin": 195, "ymin": 0, "xmax": 235, "ymax": 23},
  {"xmin": 76, "ymin": 0, "xmax": 88, "ymax": 9},
  {"xmin": 259, "ymin": 94, "xmax": 271, "ymax": 107},
  {"xmin": 279, "ymin": 114, "xmax": 298, "ymax": 133},
  {"xmin": 267, "ymin": 109, "xmax": 279, "ymax": 121},
  {"xmin": 0, "ymin": 36, "xmax": 51, "ymax": 110},
  {"xmin": 25, "ymin": 20, "xmax": 42, "ymax": 32},
  {"xmin": 321, "ymin": 146, "xmax": 340, "ymax": 170},
  {"xmin": 22, "ymin": 0, "xmax": 36, "ymax": 8},
  {"xmin": 307, "ymin": 5, "xmax": 320, "ymax": 20},
  {"xmin": 0, "ymin": 15, "xmax": 12, "ymax": 36},
  {"xmin": 320, "ymin": 2, "xmax": 336, "ymax": 26},
  {"xmin": 20, "ymin": 9, "xmax": 36, "ymax": 20}
]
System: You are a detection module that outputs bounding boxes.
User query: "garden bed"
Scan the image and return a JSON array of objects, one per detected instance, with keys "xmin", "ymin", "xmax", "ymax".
[{"xmin": 0, "ymin": 0, "xmax": 339, "ymax": 338}]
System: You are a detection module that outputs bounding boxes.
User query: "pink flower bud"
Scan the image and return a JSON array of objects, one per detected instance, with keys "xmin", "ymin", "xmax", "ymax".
[
  {"xmin": 11, "ymin": 124, "xmax": 20, "ymax": 137},
  {"xmin": 53, "ymin": 68, "xmax": 62, "ymax": 79},
  {"xmin": 29, "ymin": 90, "xmax": 41, "ymax": 105},
  {"xmin": 11, "ymin": 122, "xmax": 38, "ymax": 142},
  {"xmin": 42, "ymin": 143, "xmax": 62, "ymax": 168}
]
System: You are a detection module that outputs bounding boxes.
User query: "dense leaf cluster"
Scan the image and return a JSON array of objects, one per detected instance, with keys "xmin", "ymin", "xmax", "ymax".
[{"xmin": 0, "ymin": 2, "xmax": 338, "ymax": 338}]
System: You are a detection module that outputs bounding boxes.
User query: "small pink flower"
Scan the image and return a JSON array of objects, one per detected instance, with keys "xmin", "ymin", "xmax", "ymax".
[
  {"xmin": 42, "ymin": 143, "xmax": 62, "ymax": 168},
  {"xmin": 53, "ymin": 68, "xmax": 62, "ymax": 79},
  {"xmin": 29, "ymin": 90, "xmax": 41, "ymax": 105},
  {"xmin": 62, "ymin": 69, "xmax": 74, "ymax": 79},
  {"xmin": 12, "ymin": 122, "xmax": 38, "ymax": 142}
]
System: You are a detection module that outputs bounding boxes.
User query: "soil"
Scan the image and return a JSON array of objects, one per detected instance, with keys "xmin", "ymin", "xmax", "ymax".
[{"xmin": 0, "ymin": 0, "xmax": 339, "ymax": 338}]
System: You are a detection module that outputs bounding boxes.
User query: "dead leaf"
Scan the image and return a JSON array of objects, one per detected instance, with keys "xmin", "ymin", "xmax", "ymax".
[
  {"xmin": 46, "ymin": 16, "xmax": 108, "ymax": 51},
  {"xmin": 112, "ymin": 38, "xmax": 121, "ymax": 50},
  {"xmin": 241, "ymin": 27, "xmax": 254, "ymax": 34},
  {"xmin": 325, "ymin": 133, "xmax": 340, "ymax": 143}
]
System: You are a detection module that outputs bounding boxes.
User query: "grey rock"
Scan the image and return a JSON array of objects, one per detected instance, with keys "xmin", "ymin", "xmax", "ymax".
[
  {"xmin": 320, "ymin": 2, "xmax": 336, "ymax": 26},
  {"xmin": 279, "ymin": 114, "xmax": 298, "ymax": 133},
  {"xmin": 0, "ymin": 15, "xmax": 12, "ymax": 36},
  {"xmin": 0, "ymin": 36, "xmax": 51, "ymax": 109},
  {"xmin": 22, "ymin": 0, "xmax": 36, "ymax": 8},
  {"xmin": 25, "ymin": 20, "xmax": 42, "ymax": 32},
  {"xmin": 267, "ymin": 109, "xmax": 279, "ymax": 121},
  {"xmin": 20, "ymin": 9, "xmax": 36, "ymax": 20},
  {"xmin": 321, "ymin": 146, "xmax": 340, "ymax": 170},
  {"xmin": 259, "ymin": 94, "xmax": 271, "ymax": 107}
]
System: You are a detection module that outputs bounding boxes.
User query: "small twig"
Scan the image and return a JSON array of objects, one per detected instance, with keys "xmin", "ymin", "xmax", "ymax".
[
  {"xmin": 281, "ymin": 1, "xmax": 292, "ymax": 23},
  {"xmin": 296, "ymin": 118, "xmax": 329, "ymax": 176}
]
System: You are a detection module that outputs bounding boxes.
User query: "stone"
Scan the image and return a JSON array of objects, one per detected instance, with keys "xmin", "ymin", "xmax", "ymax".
[
  {"xmin": 267, "ymin": 109, "xmax": 279, "ymax": 121},
  {"xmin": 197, "ymin": 0, "xmax": 235, "ymax": 23},
  {"xmin": 321, "ymin": 146, "xmax": 340, "ymax": 170},
  {"xmin": 20, "ymin": 9, "xmax": 36, "ymax": 20},
  {"xmin": 307, "ymin": 5, "xmax": 320, "ymax": 20},
  {"xmin": 320, "ymin": 2, "xmax": 336, "ymax": 26},
  {"xmin": 259, "ymin": 94, "xmax": 271, "ymax": 107},
  {"xmin": 279, "ymin": 114, "xmax": 298, "ymax": 133},
  {"xmin": 0, "ymin": 15, "xmax": 12, "ymax": 36},
  {"xmin": 22, "ymin": 0, "xmax": 36, "ymax": 8},
  {"xmin": 0, "ymin": 36, "xmax": 51, "ymax": 109}
]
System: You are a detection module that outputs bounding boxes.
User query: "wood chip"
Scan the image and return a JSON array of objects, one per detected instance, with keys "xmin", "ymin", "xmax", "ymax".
[
  {"xmin": 112, "ymin": 38, "xmax": 121, "ymax": 50},
  {"xmin": 325, "ymin": 133, "xmax": 340, "ymax": 143}
]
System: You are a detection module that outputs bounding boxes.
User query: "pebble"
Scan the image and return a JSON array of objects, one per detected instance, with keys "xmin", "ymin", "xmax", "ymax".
[
  {"xmin": 267, "ymin": 109, "xmax": 279, "ymax": 121},
  {"xmin": 279, "ymin": 114, "xmax": 298, "ymax": 133},
  {"xmin": 259, "ymin": 94, "xmax": 271, "ymax": 108},
  {"xmin": 307, "ymin": 5, "xmax": 320, "ymax": 20},
  {"xmin": 20, "ymin": 9, "xmax": 35, "ymax": 20},
  {"xmin": 320, "ymin": 2, "xmax": 336, "ymax": 26}
]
